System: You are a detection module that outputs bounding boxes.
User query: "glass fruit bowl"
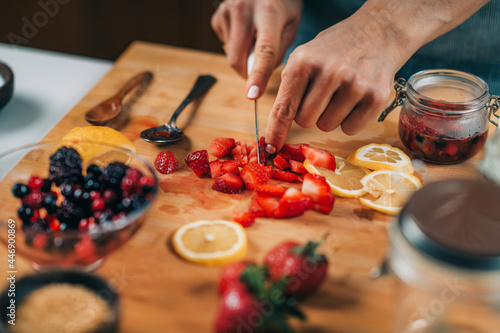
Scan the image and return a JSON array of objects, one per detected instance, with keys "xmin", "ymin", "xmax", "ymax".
[{"xmin": 0, "ymin": 140, "xmax": 158, "ymax": 272}]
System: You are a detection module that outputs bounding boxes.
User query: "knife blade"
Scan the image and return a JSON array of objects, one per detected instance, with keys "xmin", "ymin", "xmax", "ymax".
[{"xmin": 247, "ymin": 49, "xmax": 261, "ymax": 164}]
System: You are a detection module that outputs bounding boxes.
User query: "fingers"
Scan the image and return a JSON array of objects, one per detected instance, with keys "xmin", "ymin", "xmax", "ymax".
[
  {"xmin": 294, "ymin": 69, "xmax": 341, "ymax": 129},
  {"xmin": 264, "ymin": 63, "xmax": 310, "ymax": 153},
  {"xmin": 340, "ymin": 85, "xmax": 392, "ymax": 135},
  {"xmin": 246, "ymin": 10, "xmax": 286, "ymax": 100},
  {"xmin": 316, "ymin": 80, "xmax": 365, "ymax": 133}
]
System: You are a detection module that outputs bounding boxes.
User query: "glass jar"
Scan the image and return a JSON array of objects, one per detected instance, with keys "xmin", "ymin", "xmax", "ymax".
[
  {"xmin": 389, "ymin": 179, "xmax": 500, "ymax": 332},
  {"xmin": 379, "ymin": 70, "xmax": 499, "ymax": 164}
]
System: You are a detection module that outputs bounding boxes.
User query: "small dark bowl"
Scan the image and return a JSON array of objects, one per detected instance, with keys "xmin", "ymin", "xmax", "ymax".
[
  {"xmin": 0, "ymin": 270, "xmax": 119, "ymax": 333},
  {"xmin": 0, "ymin": 62, "xmax": 14, "ymax": 111}
]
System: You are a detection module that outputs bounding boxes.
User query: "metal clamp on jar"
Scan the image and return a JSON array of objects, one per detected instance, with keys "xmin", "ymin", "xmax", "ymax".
[
  {"xmin": 388, "ymin": 179, "xmax": 500, "ymax": 332},
  {"xmin": 379, "ymin": 70, "xmax": 499, "ymax": 164}
]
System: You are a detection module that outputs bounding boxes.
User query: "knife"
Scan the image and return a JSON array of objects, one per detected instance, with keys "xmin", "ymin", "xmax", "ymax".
[{"xmin": 247, "ymin": 49, "xmax": 261, "ymax": 164}]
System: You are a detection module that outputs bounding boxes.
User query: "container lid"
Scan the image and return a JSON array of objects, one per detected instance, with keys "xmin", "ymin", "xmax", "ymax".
[{"xmin": 399, "ymin": 179, "xmax": 500, "ymax": 270}]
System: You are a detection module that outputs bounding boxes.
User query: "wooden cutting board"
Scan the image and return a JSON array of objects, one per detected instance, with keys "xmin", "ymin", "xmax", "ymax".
[{"xmin": 0, "ymin": 41, "xmax": 492, "ymax": 333}]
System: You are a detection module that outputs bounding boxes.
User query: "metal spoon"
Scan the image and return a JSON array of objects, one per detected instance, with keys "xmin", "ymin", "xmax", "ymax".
[
  {"xmin": 85, "ymin": 71, "xmax": 153, "ymax": 125},
  {"xmin": 140, "ymin": 74, "xmax": 217, "ymax": 144}
]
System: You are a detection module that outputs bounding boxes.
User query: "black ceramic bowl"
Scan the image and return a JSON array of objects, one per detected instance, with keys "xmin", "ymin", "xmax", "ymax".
[
  {"xmin": 0, "ymin": 62, "xmax": 14, "ymax": 111},
  {"xmin": 0, "ymin": 270, "xmax": 119, "ymax": 333}
]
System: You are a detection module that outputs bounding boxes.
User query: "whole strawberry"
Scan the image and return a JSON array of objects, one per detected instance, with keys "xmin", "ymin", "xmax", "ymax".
[
  {"xmin": 154, "ymin": 151, "xmax": 179, "ymax": 174},
  {"xmin": 217, "ymin": 261, "xmax": 256, "ymax": 295},
  {"xmin": 264, "ymin": 240, "xmax": 328, "ymax": 298},
  {"xmin": 215, "ymin": 265, "xmax": 305, "ymax": 333}
]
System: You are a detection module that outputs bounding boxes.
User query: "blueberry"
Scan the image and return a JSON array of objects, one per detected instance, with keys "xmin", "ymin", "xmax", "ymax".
[
  {"xmin": 42, "ymin": 193, "xmax": 58, "ymax": 214},
  {"xmin": 12, "ymin": 184, "xmax": 30, "ymax": 199},
  {"xmin": 18, "ymin": 206, "xmax": 33, "ymax": 223}
]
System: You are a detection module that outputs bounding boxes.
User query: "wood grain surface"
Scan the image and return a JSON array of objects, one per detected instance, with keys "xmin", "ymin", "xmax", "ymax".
[{"xmin": 0, "ymin": 41, "xmax": 493, "ymax": 333}]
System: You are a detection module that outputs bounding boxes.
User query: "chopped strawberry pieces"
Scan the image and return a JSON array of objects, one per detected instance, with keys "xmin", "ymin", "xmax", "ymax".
[
  {"xmin": 274, "ymin": 188, "xmax": 313, "ymax": 218},
  {"xmin": 154, "ymin": 151, "xmax": 179, "ymax": 174},
  {"xmin": 209, "ymin": 138, "xmax": 236, "ymax": 158},
  {"xmin": 212, "ymin": 173, "xmax": 245, "ymax": 194},
  {"xmin": 185, "ymin": 150, "xmax": 210, "ymax": 177},
  {"xmin": 301, "ymin": 173, "xmax": 335, "ymax": 214},
  {"xmin": 256, "ymin": 194, "xmax": 280, "ymax": 217},
  {"xmin": 232, "ymin": 211, "xmax": 256, "ymax": 228},
  {"xmin": 231, "ymin": 140, "xmax": 249, "ymax": 167},
  {"xmin": 289, "ymin": 160, "xmax": 307, "ymax": 174},
  {"xmin": 221, "ymin": 160, "xmax": 240, "ymax": 176},
  {"xmin": 273, "ymin": 155, "xmax": 290, "ymax": 170},
  {"xmin": 249, "ymin": 197, "xmax": 265, "ymax": 218},
  {"xmin": 209, "ymin": 159, "xmax": 224, "ymax": 179},
  {"xmin": 240, "ymin": 163, "xmax": 271, "ymax": 190},
  {"xmin": 299, "ymin": 145, "xmax": 336, "ymax": 171},
  {"xmin": 254, "ymin": 184, "xmax": 287, "ymax": 198},
  {"xmin": 278, "ymin": 143, "xmax": 307, "ymax": 162},
  {"xmin": 271, "ymin": 170, "xmax": 299, "ymax": 183}
]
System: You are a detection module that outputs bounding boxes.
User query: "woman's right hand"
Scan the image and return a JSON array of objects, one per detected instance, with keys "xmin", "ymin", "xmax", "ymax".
[{"xmin": 211, "ymin": 0, "xmax": 302, "ymax": 99}]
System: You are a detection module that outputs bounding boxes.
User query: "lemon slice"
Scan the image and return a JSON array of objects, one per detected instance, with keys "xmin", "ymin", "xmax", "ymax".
[
  {"xmin": 172, "ymin": 220, "xmax": 247, "ymax": 266},
  {"xmin": 359, "ymin": 170, "xmax": 422, "ymax": 215},
  {"xmin": 59, "ymin": 126, "xmax": 137, "ymax": 166},
  {"xmin": 304, "ymin": 157, "xmax": 371, "ymax": 198},
  {"xmin": 347, "ymin": 143, "xmax": 413, "ymax": 174}
]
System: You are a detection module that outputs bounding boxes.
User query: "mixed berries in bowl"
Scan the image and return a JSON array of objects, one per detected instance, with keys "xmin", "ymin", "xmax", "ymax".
[{"xmin": 0, "ymin": 141, "xmax": 158, "ymax": 271}]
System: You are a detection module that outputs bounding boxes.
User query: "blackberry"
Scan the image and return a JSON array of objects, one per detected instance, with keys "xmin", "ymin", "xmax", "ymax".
[
  {"xmin": 48, "ymin": 147, "xmax": 83, "ymax": 186},
  {"xmin": 12, "ymin": 184, "xmax": 30, "ymax": 198},
  {"xmin": 56, "ymin": 200, "xmax": 90, "ymax": 229},
  {"xmin": 101, "ymin": 162, "xmax": 129, "ymax": 190}
]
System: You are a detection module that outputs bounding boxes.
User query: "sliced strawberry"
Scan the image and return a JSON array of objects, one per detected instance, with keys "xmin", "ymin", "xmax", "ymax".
[
  {"xmin": 249, "ymin": 197, "xmax": 265, "ymax": 218},
  {"xmin": 185, "ymin": 150, "xmax": 210, "ymax": 177},
  {"xmin": 299, "ymin": 145, "xmax": 336, "ymax": 171},
  {"xmin": 233, "ymin": 211, "xmax": 256, "ymax": 228},
  {"xmin": 289, "ymin": 160, "xmax": 307, "ymax": 174},
  {"xmin": 240, "ymin": 163, "xmax": 271, "ymax": 190},
  {"xmin": 209, "ymin": 159, "xmax": 224, "ymax": 179},
  {"xmin": 212, "ymin": 173, "xmax": 245, "ymax": 194},
  {"xmin": 221, "ymin": 160, "xmax": 240, "ymax": 176},
  {"xmin": 274, "ymin": 187, "xmax": 313, "ymax": 218},
  {"xmin": 278, "ymin": 143, "xmax": 307, "ymax": 162},
  {"xmin": 273, "ymin": 154, "xmax": 290, "ymax": 170},
  {"xmin": 256, "ymin": 194, "xmax": 280, "ymax": 217},
  {"xmin": 209, "ymin": 138, "xmax": 236, "ymax": 158},
  {"xmin": 271, "ymin": 170, "xmax": 299, "ymax": 183},
  {"xmin": 302, "ymin": 173, "xmax": 335, "ymax": 214},
  {"xmin": 232, "ymin": 141, "xmax": 249, "ymax": 167},
  {"xmin": 247, "ymin": 144, "xmax": 266, "ymax": 165},
  {"xmin": 254, "ymin": 184, "xmax": 287, "ymax": 198}
]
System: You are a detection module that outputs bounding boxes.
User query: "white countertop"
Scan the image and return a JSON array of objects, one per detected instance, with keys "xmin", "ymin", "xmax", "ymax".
[{"xmin": 0, "ymin": 43, "xmax": 112, "ymax": 180}]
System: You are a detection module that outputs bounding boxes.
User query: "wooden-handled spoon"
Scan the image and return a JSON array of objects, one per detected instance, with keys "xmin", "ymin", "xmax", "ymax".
[{"xmin": 85, "ymin": 71, "xmax": 153, "ymax": 125}]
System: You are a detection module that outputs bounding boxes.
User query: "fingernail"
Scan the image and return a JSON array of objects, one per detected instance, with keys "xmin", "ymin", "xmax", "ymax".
[
  {"xmin": 247, "ymin": 85, "xmax": 259, "ymax": 99},
  {"xmin": 265, "ymin": 144, "xmax": 276, "ymax": 154}
]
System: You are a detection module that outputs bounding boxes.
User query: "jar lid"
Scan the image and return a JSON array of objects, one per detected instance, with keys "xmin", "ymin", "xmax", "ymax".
[{"xmin": 399, "ymin": 179, "xmax": 500, "ymax": 270}]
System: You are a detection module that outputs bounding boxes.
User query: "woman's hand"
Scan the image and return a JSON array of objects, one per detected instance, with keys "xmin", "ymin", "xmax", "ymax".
[
  {"xmin": 211, "ymin": 0, "xmax": 302, "ymax": 99},
  {"xmin": 264, "ymin": 14, "xmax": 400, "ymax": 153}
]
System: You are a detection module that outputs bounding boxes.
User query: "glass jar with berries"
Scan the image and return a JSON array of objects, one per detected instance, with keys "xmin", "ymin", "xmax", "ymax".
[{"xmin": 379, "ymin": 70, "xmax": 499, "ymax": 164}]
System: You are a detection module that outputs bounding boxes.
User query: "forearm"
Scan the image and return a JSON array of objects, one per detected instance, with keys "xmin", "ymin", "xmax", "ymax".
[{"xmin": 351, "ymin": 0, "xmax": 491, "ymax": 68}]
